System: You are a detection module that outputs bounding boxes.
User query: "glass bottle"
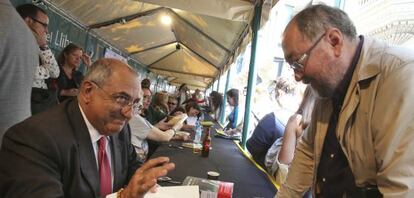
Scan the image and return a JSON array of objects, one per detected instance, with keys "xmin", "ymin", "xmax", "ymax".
[
  {"xmin": 201, "ymin": 126, "xmax": 211, "ymax": 157},
  {"xmin": 194, "ymin": 120, "xmax": 202, "ymax": 144}
]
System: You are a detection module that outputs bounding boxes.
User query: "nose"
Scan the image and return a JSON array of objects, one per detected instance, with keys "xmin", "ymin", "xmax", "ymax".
[{"xmin": 121, "ymin": 105, "xmax": 134, "ymax": 120}]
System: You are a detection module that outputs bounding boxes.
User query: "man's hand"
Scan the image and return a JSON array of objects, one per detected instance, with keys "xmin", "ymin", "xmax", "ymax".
[
  {"xmin": 285, "ymin": 114, "xmax": 306, "ymax": 139},
  {"xmin": 120, "ymin": 157, "xmax": 175, "ymax": 198},
  {"xmin": 30, "ymin": 27, "xmax": 47, "ymax": 49},
  {"xmin": 82, "ymin": 53, "xmax": 92, "ymax": 67},
  {"xmin": 154, "ymin": 118, "xmax": 173, "ymax": 131}
]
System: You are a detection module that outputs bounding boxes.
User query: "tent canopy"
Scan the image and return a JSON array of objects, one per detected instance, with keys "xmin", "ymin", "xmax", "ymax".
[{"xmin": 46, "ymin": 0, "xmax": 264, "ymax": 89}]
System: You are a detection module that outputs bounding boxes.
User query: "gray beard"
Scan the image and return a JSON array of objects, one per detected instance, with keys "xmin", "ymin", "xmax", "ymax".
[{"xmin": 311, "ymin": 83, "xmax": 334, "ymax": 99}]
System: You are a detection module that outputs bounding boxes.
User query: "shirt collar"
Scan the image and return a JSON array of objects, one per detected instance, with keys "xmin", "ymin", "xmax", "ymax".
[
  {"xmin": 332, "ymin": 35, "xmax": 364, "ymax": 108},
  {"xmin": 78, "ymin": 104, "xmax": 105, "ymax": 144}
]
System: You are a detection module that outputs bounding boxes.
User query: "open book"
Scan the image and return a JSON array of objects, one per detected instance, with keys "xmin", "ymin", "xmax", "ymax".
[
  {"xmin": 167, "ymin": 114, "xmax": 188, "ymax": 126},
  {"xmin": 214, "ymin": 129, "xmax": 241, "ymax": 140}
]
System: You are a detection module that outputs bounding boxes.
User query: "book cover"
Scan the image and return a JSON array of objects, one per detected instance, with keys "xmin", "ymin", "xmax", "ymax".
[{"xmin": 167, "ymin": 114, "xmax": 188, "ymax": 126}]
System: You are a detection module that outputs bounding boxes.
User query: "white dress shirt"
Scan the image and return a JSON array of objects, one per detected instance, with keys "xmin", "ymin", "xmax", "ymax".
[{"xmin": 79, "ymin": 105, "xmax": 114, "ymax": 192}]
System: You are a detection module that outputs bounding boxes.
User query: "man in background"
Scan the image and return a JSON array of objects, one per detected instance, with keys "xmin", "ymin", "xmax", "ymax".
[{"xmin": 16, "ymin": 3, "xmax": 60, "ymax": 114}]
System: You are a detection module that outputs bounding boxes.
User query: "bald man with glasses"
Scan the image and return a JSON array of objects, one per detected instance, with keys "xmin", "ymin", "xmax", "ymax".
[{"xmin": 0, "ymin": 58, "xmax": 175, "ymax": 198}]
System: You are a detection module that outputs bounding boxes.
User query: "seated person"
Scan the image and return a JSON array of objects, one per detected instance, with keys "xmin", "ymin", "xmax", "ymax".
[
  {"xmin": 167, "ymin": 95, "xmax": 179, "ymax": 114},
  {"xmin": 141, "ymin": 78, "xmax": 151, "ymax": 89},
  {"xmin": 0, "ymin": 58, "xmax": 174, "ymax": 197},
  {"xmin": 247, "ymin": 76, "xmax": 301, "ymax": 168},
  {"xmin": 246, "ymin": 112, "xmax": 285, "ymax": 169},
  {"xmin": 144, "ymin": 92, "xmax": 169, "ymax": 125},
  {"xmin": 224, "ymin": 89, "xmax": 239, "ymax": 130},
  {"xmin": 192, "ymin": 89, "xmax": 205, "ymax": 105},
  {"xmin": 265, "ymin": 86, "xmax": 315, "ymax": 185},
  {"xmin": 129, "ymin": 113, "xmax": 184, "ymax": 161},
  {"xmin": 180, "ymin": 101, "xmax": 202, "ymax": 132},
  {"xmin": 207, "ymin": 91, "xmax": 223, "ymax": 121}
]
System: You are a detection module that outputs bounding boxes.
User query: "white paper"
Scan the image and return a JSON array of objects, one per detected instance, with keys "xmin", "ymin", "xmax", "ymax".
[
  {"xmin": 186, "ymin": 116, "xmax": 198, "ymax": 126},
  {"xmin": 144, "ymin": 186, "xmax": 200, "ymax": 198}
]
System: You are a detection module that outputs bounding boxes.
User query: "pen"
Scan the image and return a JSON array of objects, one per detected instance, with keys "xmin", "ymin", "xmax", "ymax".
[{"xmin": 168, "ymin": 144, "xmax": 183, "ymax": 149}]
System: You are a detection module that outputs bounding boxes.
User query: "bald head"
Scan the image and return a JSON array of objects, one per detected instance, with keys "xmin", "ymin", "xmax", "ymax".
[
  {"xmin": 285, "ymin": 4, "xmax": 357, "ymax": 42},
  {"xmin": 83, "ymin": 58, "xmax": 138, "ymax": 87},
  {"xmin": 79, "ymin": 58, "xmax": 142, "ymax": 135}
]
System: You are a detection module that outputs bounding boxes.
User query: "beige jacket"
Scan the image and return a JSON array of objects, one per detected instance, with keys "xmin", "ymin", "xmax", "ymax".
[{"xmin": 277, "ymin": 37, "xmax": 414, "ymax": 198}]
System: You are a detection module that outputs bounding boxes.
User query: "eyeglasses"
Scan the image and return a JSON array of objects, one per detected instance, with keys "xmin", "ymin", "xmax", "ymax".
[
  {"xmin": 288, "ymin": 33, "xmax": 326, "ymax": 71},
  {"xmin": 168, "ymin": 102, "xmax": 177, "ymax": 105},
  {"xmin": 91, "ymin": 81, "xmax": 142, "ymax": 113},
  {"xmin": 30, "ymin": 17, "xmax": 48, "ymax": 29}
]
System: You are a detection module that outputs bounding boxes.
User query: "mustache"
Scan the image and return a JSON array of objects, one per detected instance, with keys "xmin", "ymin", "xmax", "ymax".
[{"xmin": 109, "ymin": 111, "xmax": 126, "ymax": 120}]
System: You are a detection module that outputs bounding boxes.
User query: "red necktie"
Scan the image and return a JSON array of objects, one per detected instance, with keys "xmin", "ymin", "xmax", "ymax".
[{"xmin": 98, "ymin": 137, "xmax": 112, "ymax": 196}]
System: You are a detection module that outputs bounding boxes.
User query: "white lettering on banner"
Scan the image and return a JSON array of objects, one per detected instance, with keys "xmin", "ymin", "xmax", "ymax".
[{"xmin": 46, "ymin": 30, "xmax": 72, "ymax": 48}]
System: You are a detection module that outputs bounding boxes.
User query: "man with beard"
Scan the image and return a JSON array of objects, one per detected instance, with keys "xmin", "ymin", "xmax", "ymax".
[
  {"xmin": 0, "ymin": 58, "xmax": 174, "ymax": 198},
  {"xmin": 276, "ymin": 4, "xmax": 414, "ymax": 198}
]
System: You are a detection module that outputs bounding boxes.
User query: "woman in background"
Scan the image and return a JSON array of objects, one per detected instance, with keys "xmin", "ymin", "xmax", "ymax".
[
  {"xmin": 145, "ymin": 91, "xmax": 169, "ymax": 125},
  {"xmin": 265, "ymin": 86, "xmax": 316, "ymax": 185},
  {"xmin": 167, "ymin": 95, "xmax": 179, "ymax": 114},
  {"xmin": 208, "ymin": 91, "xmax": 223, "ymax": 121},
  {"xmin": 56, "ymin": 43, "xmax": 91, "ymax": 102},
  {"xmin": 247, "ymin": 76, "xmax": 301, "ymax": 169},
  {"xmin": 129, "ymin": 110, "xmax": 181, "ymax": 162},
  {"xmin": 225, "ymin": 89, "xmax": 239, "ymax": 130},
  {"xmin": 176, "ymin": 83, "xmax": 190, "ymax": 106},
  {"xmin": 179, "ymin": 101, "xmax": 201, "ymax": 131}
]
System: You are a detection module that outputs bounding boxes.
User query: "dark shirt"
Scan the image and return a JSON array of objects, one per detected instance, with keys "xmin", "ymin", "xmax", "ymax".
[
  {"xmin": 247, "ymin": 112, "xmax": 285, "ymax": 168},
  {"xmin": 226, "ymin": 105, "xmax": 239, "ymax": 129},
  {"xmin": 316, "ymin": 36, "xmax": 364, "ymax": 197},
  {"xmin": 57, "ymin": 67, "xmax": 83, "ymax": 102},
  {"xmin": 144, "ymin": 105, "xmax": 168, "ymax": 125}
]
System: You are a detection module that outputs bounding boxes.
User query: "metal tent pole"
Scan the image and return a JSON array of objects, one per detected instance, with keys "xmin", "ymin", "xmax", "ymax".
[
  {"xmin": 220, "ymin": 69, "xmax": 231, "ymax": 124},
  {"xmin": 241, "ymin": 0, "xmax": 262, "ymax": 149}
]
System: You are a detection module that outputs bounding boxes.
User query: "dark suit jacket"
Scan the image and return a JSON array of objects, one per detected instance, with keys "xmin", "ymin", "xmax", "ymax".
[{"xmin": 0, "ymin": 98, "xmax": 141, "ymax": 197}]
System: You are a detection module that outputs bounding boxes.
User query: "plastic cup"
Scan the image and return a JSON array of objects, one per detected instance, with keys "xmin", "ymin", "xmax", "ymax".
[
  {"xmin": 207, "ymin": 171, "xmax": 220, "ymax": 180},
  {"xmin": 193, "ymin": 143, "xmax": 202, "ymax": 153}
]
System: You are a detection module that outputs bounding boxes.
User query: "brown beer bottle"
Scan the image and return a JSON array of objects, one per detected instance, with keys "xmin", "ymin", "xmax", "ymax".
[{"xmin": 201, "ymin": 127, "xmax": 211, "ymax": 157}]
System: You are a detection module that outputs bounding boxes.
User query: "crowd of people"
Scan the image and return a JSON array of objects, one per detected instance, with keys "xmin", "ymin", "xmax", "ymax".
[{"xmin": 2, "ymin": 1, "xmax": 414, "ymax": 198}]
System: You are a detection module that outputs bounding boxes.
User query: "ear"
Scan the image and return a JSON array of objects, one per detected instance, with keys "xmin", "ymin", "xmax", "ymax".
[
  {"xmin": 23, "ymin": 17, "xmax": 33, "ymax": 26},
  {"xmin": 79, "ymin": 81, "xmax": 94, "ymax": 104},
  {"xmin": 327, "ymin": 28, "xmax": 343, "ymax": 57}
]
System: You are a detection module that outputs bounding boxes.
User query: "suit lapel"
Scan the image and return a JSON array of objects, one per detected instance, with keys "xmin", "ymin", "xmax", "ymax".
[
  {"xmin": 66, "ymin": 99, "xmax": 100, "ymax": 196},
  {"xmin": 337, "ymin": 78, "xmax": 360, "ymax": 144},
  {"xmin": 111, "ymin": 132, "xmax": 124, "ymax": 190}
]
